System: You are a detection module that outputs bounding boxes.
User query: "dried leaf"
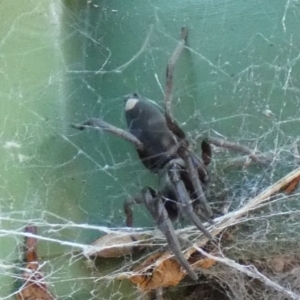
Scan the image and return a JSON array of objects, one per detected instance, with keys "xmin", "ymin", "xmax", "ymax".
[
  {"xmin": 16, "ymin": 225, "xmax": 55, "ymax": 300},
  {"xmin": 84, "ymin": 232, "xmax": 147, "ymax": 258},
  {"xmin": 280, "ymin": 174, "xmax": 300, "ymax": 194},
  {"xmin": 16, "ymin": 271, "xmax": 55, "ymax": 300},
  {"xmin": 123, "ymin": 249, "xmax": 216, "ymax": 290},
  {"xmin": 128, "ymin": 252, "xmax": 185, "ymax": 290},
  {"xmin": 192, "ymin": 257, "xmax": 216, "ymax": 269}
]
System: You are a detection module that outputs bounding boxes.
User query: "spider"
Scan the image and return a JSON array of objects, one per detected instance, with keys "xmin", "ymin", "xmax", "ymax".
[{"xmin": 72, "ymin": 27, "xmax": 214, "ymax": 280}]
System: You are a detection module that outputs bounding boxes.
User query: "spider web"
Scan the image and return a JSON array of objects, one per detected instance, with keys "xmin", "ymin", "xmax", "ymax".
[{"xmin": 1, "ymin": 0, "xmax": 300, "ymax": 299}]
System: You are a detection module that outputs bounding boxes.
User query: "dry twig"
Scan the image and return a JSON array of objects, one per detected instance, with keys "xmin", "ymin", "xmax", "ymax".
[{"xmin": 16, "ymin": 225, "xmax": 55, "ymax": 300}]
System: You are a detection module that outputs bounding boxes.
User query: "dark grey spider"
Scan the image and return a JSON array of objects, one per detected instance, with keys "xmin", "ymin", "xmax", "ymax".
[{"xmin": 72, "ymin": 27, "xmax": 214, "ymax": 280}]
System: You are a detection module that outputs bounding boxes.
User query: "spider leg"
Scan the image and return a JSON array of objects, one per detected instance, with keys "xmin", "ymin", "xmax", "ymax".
[
  {"xmin": 201, "ymin": 139, "xmax": 212, "ymax": 166},
  {"xmin": 163, "ymin": 27, "xmax": 189, "ymax": 144},
  {"xmin": 142, "ymin": 187, "xmax": 198, "ymax": 281},
  {"xmin": 206, "ymin": 137, "xmax": 271, "ymax": 165},
  {"xmin": 164, "ymin": 26, "xmax": 188, "ymax": 117},
  {"xmin": 124, "ymin": 188, "xmax": 199, "ymax": 281},
  {"xmin": 124, "ymin": 194, "xmax": 145, "ymax": 227},
  {"xmin": 182, "ymin": 150, "xmax": 213, "ymax": 217},
  {"xmin": 168, "ymin": 164, "xmax": 213, "ymax": 240},
  {"xmin": 72, "ymin": 118, "xmax": 143, "ymax": 150}
]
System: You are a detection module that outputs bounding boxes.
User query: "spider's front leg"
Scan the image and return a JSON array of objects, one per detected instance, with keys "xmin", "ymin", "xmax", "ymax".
[
  {"xmin": 72, "ymin": 118, "xmax": 144, "ymax": 150},
  {"xmin": 124, "ymin": 187, "xmax": 198, "ymax": 280},
  {"xmin": 168, "ymin": 164, "xmax": 213, "ymax": 240},
  {"xmin": 180, "ymin": 147, "xmax": 213, "ymax": 218},
  {"xmin": 142, "ymin": 187, "xmax": 198, "ymax": 281}
]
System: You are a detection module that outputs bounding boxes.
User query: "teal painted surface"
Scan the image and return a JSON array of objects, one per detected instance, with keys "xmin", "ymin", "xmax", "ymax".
[{"xmin": 0, "ymin": 0, "xmax": 299, "ymax": 298}]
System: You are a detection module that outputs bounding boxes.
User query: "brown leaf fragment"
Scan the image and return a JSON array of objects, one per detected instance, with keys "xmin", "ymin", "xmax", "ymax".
[
  {"xmin": 129, "ymin": 251, "xmax": 185, "ymax": 290},
  {"xmin": 16, "ymin": 277, "xmax": 54, "ymax": 300},
  {"xmin": 280, "ymin": 174, "xmax": 300, "ymax": 194},
  {"xmin": 125, "ymin": 249, "xmax": 216, "ymax": 291},
  {"xmin": 192, "ymin": 257, "xmax": 216, "ymax": 269},
  {"xmin": 16, "ymin": 225, "xmax": 55, "ymax": 300},
  {"xmin": 184, "ymin": 247, "xmax": 216, "ymax": 270},
  {"xmin": 84, "ymin": 232, "xmax": 147, "ymax": 258}
]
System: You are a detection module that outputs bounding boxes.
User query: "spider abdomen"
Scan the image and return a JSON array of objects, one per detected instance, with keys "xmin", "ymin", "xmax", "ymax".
[{"xmin": 125, "ymin": 94, "xmax": 179, "ymax": 172}]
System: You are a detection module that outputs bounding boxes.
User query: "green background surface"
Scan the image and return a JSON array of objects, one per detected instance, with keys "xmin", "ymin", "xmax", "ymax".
[{"xmin": 0, "ymin": 0, "xmax": 299, "ymax": 298}]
